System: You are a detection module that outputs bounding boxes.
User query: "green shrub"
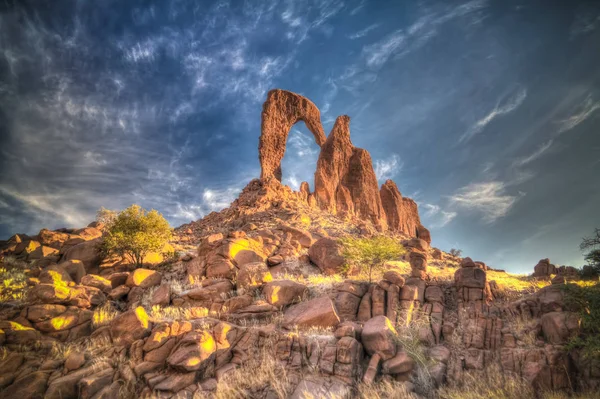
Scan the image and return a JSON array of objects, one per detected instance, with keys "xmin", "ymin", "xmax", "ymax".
[
  {"xmin": 562, "ymin": 282, "xmax": 600, "ymax": 360},
  {"xmin": 339, "ymin": 235, "xmax": 405, "ymax": 283},
  {"xmin": 101, "ymin": 204, "xmax": 172, "ymax": 267}
]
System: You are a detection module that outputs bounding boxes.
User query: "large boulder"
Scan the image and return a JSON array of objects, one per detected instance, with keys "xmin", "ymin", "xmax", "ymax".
[
  {"xmin": 126, "ymin": 268, "xmax": 162, "ymax": 288},
  {"xmin": 236, "ymin": 262, "xmax": 272, "ymax": 290},
  {"xmin": 283, "ymin": 296, "xmax": 340, "ymax": 329},
  {"xmin": 167, "ymin": 331, "xmax": 216, "ymax": 372},
  {"xmin": 262, "ymin": 280, "xmax": 308, "ymax": 308},
  {"xmin": 381, "ymin": 351, "xmax": 414, "ymax": 375},
  {"xmin": 533, "ymin": 258, "xmax": 556, "ymax": 277},
  {"xmin": 541, "ymin": 311, "xmax": 580, "ymax": 344},
  {"xmin": 259, "ymin": 89, "xmax": 326, "ymax": 181},
  {"xmin": 109, "ymin": 307, "xmax": 152, "ymax": 346},
  {"xmin": 308, "ymin": 238, "xmax": 345, "ymax": 275},
  {"xmin": 361, "ymin": 316, "xmax": 398, "ymax": 360},
  {"xmin": 62, "ymin": 238, "xmax": 102, "ymax": 271}
]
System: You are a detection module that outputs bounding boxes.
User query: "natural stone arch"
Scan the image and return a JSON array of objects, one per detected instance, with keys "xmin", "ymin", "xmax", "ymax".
[{"xmin": 259, "ymin": 89, "xmax": 326, "ymax": 181}]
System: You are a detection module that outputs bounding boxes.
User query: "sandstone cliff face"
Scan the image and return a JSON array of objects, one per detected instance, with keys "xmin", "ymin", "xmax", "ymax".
[
  {"xmin": 259, "ymin": 89, "xmax": 326, "ymax": 181},
  {"xmin": 314, "ymin": 116, "xmax": 387, "ymax": 229},
  {"xmin": 380, "ymin": 180, "xmax": 422, "ymax": 238}
]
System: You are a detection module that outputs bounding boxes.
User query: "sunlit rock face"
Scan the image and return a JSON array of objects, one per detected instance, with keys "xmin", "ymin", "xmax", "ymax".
[
  {"xmin": 380, "ymin": 180, "xmax": 422, "ymax": 237},
  {"xmin": 259, "ymin": 89, "xmax": 326, "ymax": 181},
  {"xmin": 314, "ymin": 115, "xmax": 387, "ymax": 230}
]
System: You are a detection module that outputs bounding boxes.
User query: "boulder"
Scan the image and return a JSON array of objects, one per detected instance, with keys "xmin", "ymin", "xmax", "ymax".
[
  {"xmin": 80, "ymin": 274, "xmax": 112, "ymax": 293},
  {"xmin": 308, "ymin": 238, "xmax": 345, "ymax": 275},
  {"xmin": 262, "ymin": 280, "xmax": 308, "ymax": 308},
  {"xmin": 167, "ymin": 331, "xmax": 216, "ymax": 372},
  {"xmin": 126, "ymin": 268, "xmax": 162, "ymax": 288},
  {"xmin": 383, "ymin": 270, "xmax": 405, "ymax": 287},
  {"xmin": 259, "ymin": 89, "xmax": 326, "ymax": 181},
  {"xmin": 382, "ymin": 351, "xmax": 414, "ymax": 375},
  {"xmin": 62, "ymin": 238, "xmax": 102, "ymax": 270},
  {"xmin": 0, "ymin": 371, "xmax": 48, "ymax": 399},
  {"xmin": 541, "ymin": 312, "xmax": 580, "ymax": 344},
  {"xmin": 361, "ymin": 316, "xmax": 398, "ymax": 360},
  {"xmin": 236, "ymin": 262, "xmax": 272, "ymax": 289},
  {"xmin": 151, "ymin": 284, "xmax": 171, "ymax": 307},
  {"xmin": 109, "ymin": 307, "xmax": 151, "ymax": 346},
  {"xmin": 283, "ymin": 296, "xmax": 340, "ymax": 329}
]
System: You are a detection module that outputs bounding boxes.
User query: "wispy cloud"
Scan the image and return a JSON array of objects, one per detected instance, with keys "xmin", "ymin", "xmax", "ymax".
[
  {"xmin": 362, "ymin": 0, "xmax": 488, "ymax": 68},
  {"xmin": 422, "ymin": 203, "xmax": 457, "ymax": 228},
  {"xmin": 512, "ymin": 139, "xmax": 554, "ymax": 168},
  {"xmin": 348, "ymin": 23, "xmax": 380, "ymax": 39},
  {"xmin": 460, "ymin": 88, "xmax": 527, "ymax": 143},
  {"xmin": 558, "ymin": 95, "xmax": 600, "ymax": 133},
  {"xmin": 374, "ymin": 154, "xmax": 403, "ymax": 182},
  {"xmin": 448, "ymin": 181, "xmax": 522, "ymax": 223}
]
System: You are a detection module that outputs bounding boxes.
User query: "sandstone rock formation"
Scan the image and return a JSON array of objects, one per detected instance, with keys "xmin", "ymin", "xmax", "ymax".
[
  {"xmin": 314, "ymin": 115, "xmax": 387, "ymax": 229},
  {"xmin": 259, "ymin": 89, "xmax": 326, "ymax": 181},
  {"xmin": 380, "ymin": 180, "xmax": 422, "ymax": 237}
]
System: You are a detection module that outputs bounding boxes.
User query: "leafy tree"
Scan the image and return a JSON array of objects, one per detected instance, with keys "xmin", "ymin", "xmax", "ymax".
[
  {"xmin": 96, "ymin": 207, "xmax": 117, "ymax": 230},
  {"xmin": 581, "ymin": 228, "xmax": 600, "ymax": 277},
  {"xmin": 102, "ymin": 205, "xmax": 172, "ymax": 267},
  {"xmin": 449, "ymin": 248, "xmax": 462, "ymax": 257},
  {"xmin": 563, "ymin": 282, "xmax": 600, "ymax": 360},
  {"xmin": 340, "ymin": 236, "xmax": 406, "ymax": 283}
]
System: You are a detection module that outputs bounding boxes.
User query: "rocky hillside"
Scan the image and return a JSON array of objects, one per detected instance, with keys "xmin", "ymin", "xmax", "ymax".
[{"xmin": 0, "ymin": 89, "xmax": 598, "ymax": 399}]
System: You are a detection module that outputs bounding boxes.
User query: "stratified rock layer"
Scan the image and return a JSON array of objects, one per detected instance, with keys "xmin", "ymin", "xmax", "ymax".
[{"xmin": 259, "ymin": 89, "xmax": 326, "ymax": 181}]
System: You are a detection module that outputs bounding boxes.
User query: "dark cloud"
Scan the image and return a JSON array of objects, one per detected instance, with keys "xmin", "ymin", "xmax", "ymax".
[{"xmin": 1, "ymin": 0, "xmax": 599, "ymax": 273}]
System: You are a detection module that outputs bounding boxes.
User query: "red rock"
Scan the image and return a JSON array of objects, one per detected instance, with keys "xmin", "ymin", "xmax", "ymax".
[
  {"xmin": 167, "ymin": 331, "xmax": 216, "ymax": 372},
  {"xmin": 62, "ymin": 238, "xmax": 102, "ymax": 271},
  {"xmin": 259, "ymin": 89, "xmax": 326, "ymax": 181},
  {"xmin": 382, "ymin": 351, "xmax": 414, "ymax": 375},
  {"xmin": 151, "ymin": 284, "xmax": 171, "ymax": 307},
  {"xmin": 314, "ymin": 115, "xmax": 387, "ymax": 229},
  {"xmin": 541, "ymin": 312, "xmax": 580, "ymax": 344},
  {"xmin": 78, "ymin": 368, "xmax": 114, "ymax": 399},
  {"xmin": 262, "ymin": 280, "xmax": 308, "ymax": 308},
  {"xmin": 383, "ymin": 271, "xmax": 405, "ymax": 287},
  {"xmin": 533, "ymin": 258, "xmax": 556, "ymax": 277},
  {"xmin": 64, "ymin": 352, "xmax": 85, "ymax": 372},
  {"xmin": 361, "ymin": 316, "xmax": 398, "ymax": 360},
  {"xmin": 236, "ymin": 262, "xmax": 272, "ymax": 289},
  {"xmin": 0, "ymin": 371, "xmax": 48, "ymax": 399},
  {"xmin": 80, "ymin": 274, "xmax": 112, "ymax": 293},
  {"xmin": 126, "ymin": 268, "xmax": 162, "ymax": 288},
  {"xmin": 283, "ymin": 296, "xmax": 340, "ymax": 329},
  {"xmin": 308, "ymin": 238, "xmax": 345, "ymax": 275},
  {"xmin": 109, "ymin": 307, "xmax": 152, "ymax": 347},
  {"xmin": 380, "ymin": 180, "xmax": 423, "ymax": 237}
]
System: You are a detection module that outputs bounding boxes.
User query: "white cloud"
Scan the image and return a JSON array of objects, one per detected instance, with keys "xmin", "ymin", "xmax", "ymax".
[
  {"xmin": 83, "ymin": 151, "xmax": 107, "ymax": 166},
  {"xmin": 460, "ymin": 88, "xmax": 527, "ymax": 143},
  {"xmin": 448, "ymin": 181, "xmax": 522, "ymax": 223},
  {"xmin": 558, "ymin": 95, "xmax": 600, "ymax": 133},
  {"xmin": 512, "ymin": 139, "xmax": 553, "ymax": 168},
  {"xmin": 348, "ymin": 23, "xmax": 380, "ymax": 39},
  {"xmin": 288, "ymin": 129, "xmax": 320, "ymax": 157},
  {"xmin": 362, "ymin": 0, "xmax": 488, "ymax": 68},
  {"xmin": 422, "ymin": 203, "xmax": 457, "ymax": 228},
  {"xmin": 374, "ymin": 154, "xmax": 403, "ymax": 182}
]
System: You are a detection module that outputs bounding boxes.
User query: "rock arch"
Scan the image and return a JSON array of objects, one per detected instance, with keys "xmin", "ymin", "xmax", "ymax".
[{"xmin": 259, "ymin": 89, "xmax": 326, "ymax": 181}]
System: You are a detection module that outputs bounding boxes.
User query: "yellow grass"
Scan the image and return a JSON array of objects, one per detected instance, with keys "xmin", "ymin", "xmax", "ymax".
[
  {"xmin": 92, "ymin": 302, "xmax": 119, "ymax": 328},
  {"xmin": 0, "ymin": 257, "xmax": 29, "ymax": 302}
]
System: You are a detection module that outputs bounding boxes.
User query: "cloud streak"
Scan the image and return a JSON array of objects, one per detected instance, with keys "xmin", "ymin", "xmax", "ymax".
[
  {"xmin": 460, "ymin": 88, "xmax": 527, "ymax": 143},
  {"xmin": 448, "ymin": 181, "xmax": 522, "ymax": 223},
  {"xmin": 374, "ymin": 154, "xmax": 403, "ymax": 182},
  {"xmin": 558, "ymin": 95, "xmax": 600, "ymax": 133}
]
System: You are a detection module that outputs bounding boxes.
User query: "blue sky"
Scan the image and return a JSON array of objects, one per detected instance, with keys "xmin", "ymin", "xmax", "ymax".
[{"xmin": 1, "ymin": 0, "xmax": 599, "ymax": 273}]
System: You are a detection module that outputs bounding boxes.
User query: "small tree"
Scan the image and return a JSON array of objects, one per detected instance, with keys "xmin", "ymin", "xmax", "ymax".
[
  {"xmin": 340, "ymin": 236, "xmax": 406, "ymax": 283},
  {"xmin": 581, "ymin": 228, "xmax": 600, "ymax": 276},
  {"xmin": 449, "ymin": 248, "xmax": 462, "ymax": 257},
  {"xmin": 102, "ymin": 205, "xmax": 172, "ymax": 267},
  {"xmin": 96, "ymin": 207, "xmax": 117, "ymax": 231}
]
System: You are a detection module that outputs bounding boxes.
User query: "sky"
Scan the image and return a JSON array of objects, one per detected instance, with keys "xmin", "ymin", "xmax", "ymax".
[{"xmin": 1, "ymin": 0, "xmax": 599, "ymax": 273}]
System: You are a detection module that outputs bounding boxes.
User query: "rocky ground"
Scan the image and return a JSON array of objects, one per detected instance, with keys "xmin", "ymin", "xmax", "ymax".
[{"xmin": 0, "ymin": 89, "xmax": 598, "ymax": 398}]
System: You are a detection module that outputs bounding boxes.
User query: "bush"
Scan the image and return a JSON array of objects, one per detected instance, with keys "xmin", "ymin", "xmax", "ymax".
[
  {"xmin": 102, "ymin": 204, "xmax": 172, "ymax": 267},
  {"xmin": 339, "ymin": 236, "xmax": 405, "ymax": 283},
  {"xmin": 562, "ymin": 282, "xmax": 600, "ymax": 360},
  {"xmin": 449, "ymin": 248, "xmax": 462, "ymax": 257}
]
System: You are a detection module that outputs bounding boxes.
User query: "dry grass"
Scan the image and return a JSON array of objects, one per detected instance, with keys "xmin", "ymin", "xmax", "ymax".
[
  {"xmin": 210, "ymin": 339, "xmax": 294, "ymax": 399},
  {"xmin": 438, "ymin": 366, "xmax": 535, "ymax": 399},
  {"xmin": 92, "ymin": 302, "xmax": 119, "ymax": 328},
  {"xmin": 149, "ymin": 305, "xmax": 209, "ymax": 321},
  {"xmin": 0, "ymin": 256, "xmax": 29, "ymax": 302},
  {"xmin": 357, "ymin": 380, "xmax": 416, "ymax": 399}
]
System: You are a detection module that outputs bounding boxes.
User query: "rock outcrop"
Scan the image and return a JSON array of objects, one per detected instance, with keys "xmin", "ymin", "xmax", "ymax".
[
  {"xmin": 380, "ymin": 180, "xmax": 423, "ymax": 238},
  {"xmin": 314, "ymin": 115, "xmax": 387, "ymax": 229},
  {"xmin": 259, "ymin": 89, "xmax": 326, "ymax": 181}
]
